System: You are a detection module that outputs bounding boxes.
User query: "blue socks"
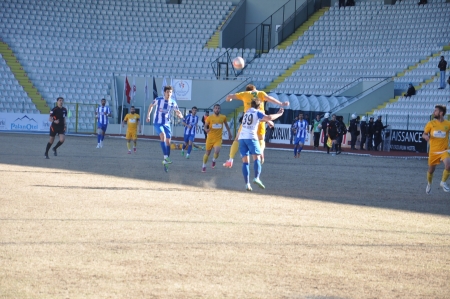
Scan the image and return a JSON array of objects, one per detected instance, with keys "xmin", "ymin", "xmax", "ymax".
[
  {"xmin": 97, "ymin": 134, "xmax": 101, "ymax": 143},
  {"xmin": 160, "ymin": 142, "xmax": 167, "ymax": 156},
  {"xmin": 294, "ymin": 147, "xmax": 297, "ymax": 156},
  {"xmin": 188, "ymin": 144, "xmax": 192, "ymax": 154},
  {"xmin": 254, "ymin": 159, "xmax": 261, "ymax": 179},
  {"xmin": 242, "ymin": 162, "xmax": 249, "ymax": 184}
]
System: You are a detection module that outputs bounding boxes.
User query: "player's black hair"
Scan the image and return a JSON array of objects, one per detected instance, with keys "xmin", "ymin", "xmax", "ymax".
[{"xmin": 251, "ymin": 99, "xmax": 261, "ymax": 109}]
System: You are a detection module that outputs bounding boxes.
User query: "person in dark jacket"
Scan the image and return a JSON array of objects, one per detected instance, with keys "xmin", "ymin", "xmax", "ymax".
[
  {"xmin": 336, "ymin": 115, "xmax": 347, "ymax": 154},
  {"xmin": 373, "ymin": 115, "xmax": 389, "ymax": 151},
  {"xmin": 438, "ymin": 56, "xmax": 447, "ymax": 89},
  {"xmin": 348, "ymin": 114, "xmax": 359, "ymax": 150},
  {"xmin": 201, "ymin": 111, "xmax": 209, "ymax": 139},
  {"xmin": 321, "ymin": 112, "xmax": 330, "ymax": 150},
  {"xmin": 359, "ymin": 116, "xmax": 367, "ymax": 150},
  {"xmin": 367, "ymin": 116, "xmax": 375, "ymax": 150},
  {"xmin": 405, "ymin": 83, "xmax": 416, "ymax": 97},
  {"xmin": 327, "ymin": 114, "xmax": 339, "ymax": 155}
]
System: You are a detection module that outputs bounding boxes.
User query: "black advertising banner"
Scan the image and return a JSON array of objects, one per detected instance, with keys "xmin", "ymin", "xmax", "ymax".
[{"xmin": 389, "ymin": 130, "xmax": 427, "ymax": 153}]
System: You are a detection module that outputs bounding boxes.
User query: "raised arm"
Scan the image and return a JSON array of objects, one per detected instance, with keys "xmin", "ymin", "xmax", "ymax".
[
  {"xmin": 264, "ymin": 94, "xmax": 290, "ymax": 107},
  {"xmin": 262, "ymin": 108, "xmax": 284, "ymax": 122}
]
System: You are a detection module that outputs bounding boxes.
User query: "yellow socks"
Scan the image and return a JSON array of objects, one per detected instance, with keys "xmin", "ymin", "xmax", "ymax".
[
  {"xmin": 442, "ymin": 169, "xmax": 450, "ymax": 182},
  {"xmin": 427, "ymin": 172, "xmax": 433, "ymax": 184},
  {"xmin": 229, "ymin": 141, "xmax": 239, "ymax": 159},
  {"xmin": 127, "ymin": 142, "xmax": 131, "ymax": 150},
  {"xmin": 203, "ymin": 154, "xmax": 208, "ymax": 164}
]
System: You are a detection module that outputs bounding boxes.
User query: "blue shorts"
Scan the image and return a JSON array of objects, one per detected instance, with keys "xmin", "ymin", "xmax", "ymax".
[
  {"xmin": 97, "ymin": 123, "xmax": 108, "ymax": 132},
  {"xmin": 294, "ymin": 137, "xmax": 305, "ymax": 145},
  {"xmin": 154, "ymin": 124, "xmax": 172, "ymax": 139},
  {"xmin": 239, "ymin": 139, "xmax": 261, "ymax": 157},
  {"xmin": 184, "ymin": 133, "xmax": 195, "ymax": 143}
]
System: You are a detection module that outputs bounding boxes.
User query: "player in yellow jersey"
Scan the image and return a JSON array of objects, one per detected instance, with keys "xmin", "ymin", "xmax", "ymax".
[
  {"xmin": 223, "ymin": 84, "xmax": 290, "ymax": 168},
  {"xmin": 422, "ymin": 105, "xmax": 450, "ymax": 194},
  {"xmin": 202, "ymin": 104, "xmax": 232, "ymax": 173},
  {"xmin": 122, "ymin": 106, "xmax": 141, "ymax": 154}
]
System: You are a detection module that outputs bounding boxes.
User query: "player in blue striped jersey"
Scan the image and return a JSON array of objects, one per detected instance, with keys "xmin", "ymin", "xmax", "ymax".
[
  {"xmin": 95, "ymin": 98, "xmax": 111, "ymax": 148},
  {"xmin": 239, "ymin": 99, "xmax": 284, "ymax": 191},
  {"xmin": 292, "ymin": 112, "xmax": 309, "ymax": 158},
  {"xmin": 181, "ymin": 106, "xmax": 199, "ymax": 159},
  {"xmin": 146, "ymin": 86, "xmax": 183, "ymax": 172}
]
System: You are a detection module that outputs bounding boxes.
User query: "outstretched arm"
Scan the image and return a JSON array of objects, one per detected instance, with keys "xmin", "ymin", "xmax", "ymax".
[
  {"xmin": 262, "ymin": 108, "xmax": 284, "ymax": 122},
  {"xmin": 264, "ymin": 94, "xmax": 290, "ymax": 107}
]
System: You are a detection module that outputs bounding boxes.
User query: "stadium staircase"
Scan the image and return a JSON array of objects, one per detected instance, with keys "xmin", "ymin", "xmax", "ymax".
[
  {"xmin": 0, "ymin": 41, "xmax": 48, "ymax": 113},
  {"xmin": 276, "ymin": 7, "xmax": 329, "ymax": 50},
  {"xmin": 264, "ymin": 54, "xmax": 315, "ymax": 93},
  {"xmin": 366, "ymin": 52, "xmax": 444, "ymax": 117},
  {"xmin": 205, "ymin": 6, "xmax": 236, "ymax": 48}
]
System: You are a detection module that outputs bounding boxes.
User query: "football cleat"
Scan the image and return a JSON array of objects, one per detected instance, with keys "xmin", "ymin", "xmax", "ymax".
[
  {"xmin": 253, "ymin": 178, "xmax": 265, "ymax": 189},
  {"xmin": 426, "ymin": 183, "xmax": 431, "ymax": 194},
  {"xmin": 223, "ymin": 160, "xmax": 233, "ymax": 168},
  {"xmin": 440, "ymin": 181, "xmax": 450, "ymax": 192}
]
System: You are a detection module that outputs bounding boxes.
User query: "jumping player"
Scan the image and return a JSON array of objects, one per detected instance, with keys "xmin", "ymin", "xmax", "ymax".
[
  {"xmin": 202, "ymin": 104, "xmax": 232, "ymax": 172},
  {"xmin": 122, "ymin": 105, "xmax": 140, "ymax": 154},
  {"xmin": 44, "ymin": 97, "xmax": 67, "ymax": 159},
  {"xmin": 239, "ymin": 98, "xmax": 284, "ymax": 191},
  {"xmin": 182, "ymin": 106, "xmax": 199, "ymax": 159},
  {"xmin": 422, "ymin": 105, "xmax": 450, "ymax": 194},
  {"xmin": 95, "ymin": 98, "xmax": 111, "ymax": 148},
  {"xmin": 146, "ymin": 86, "xmax": 183, "ymax": 172},
  {"xmin": 223, "ymin": 84, "xmax": 289, "ymax": 168}
]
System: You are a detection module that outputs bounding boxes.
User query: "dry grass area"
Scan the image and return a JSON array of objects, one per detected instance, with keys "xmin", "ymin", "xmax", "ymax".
[{"xmin": 0, "ymin": 133, "xmax": 449, "ymax": 299}]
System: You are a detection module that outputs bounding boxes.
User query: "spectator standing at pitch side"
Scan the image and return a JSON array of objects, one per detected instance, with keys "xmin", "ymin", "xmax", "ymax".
[
  {"xmin": 311, "ymin": 114, "xmax": 322, "ymax": 150},
  {"xmin": 438, "ymin": 56, "xmax": 447, "ymax": 89},
  {"xmin": 348, "ymin": 114, "xmax": 358, "ymax": 150},
  {"xmin": 359, "ymin": 116, "xmax": 368, "ymax": 150}
]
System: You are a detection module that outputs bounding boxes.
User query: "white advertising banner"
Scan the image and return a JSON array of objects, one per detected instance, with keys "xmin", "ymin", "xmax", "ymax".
[
  {"xmin": 269, "ymin": 124, "xmax": 311, "ymax": 145},
  {"xmin": 0, "ymin": 113, "xmax": 52, "ymax": 132},
  {"xmin": 172, "ymin": 79, "xmax": 192, "ymax": 101}
]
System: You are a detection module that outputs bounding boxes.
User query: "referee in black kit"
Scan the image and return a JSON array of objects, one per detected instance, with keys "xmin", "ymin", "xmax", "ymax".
[{"xmin": 44, "ymin": 97, "xmax": 67, "ymax": 159}]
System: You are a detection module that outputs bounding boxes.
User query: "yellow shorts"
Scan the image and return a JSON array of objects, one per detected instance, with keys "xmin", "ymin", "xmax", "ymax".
[
  {"xmin": 237, "ymin": 122, "xmax": 266, "ymax": 138},
  {"xmin": 205, "ymin": 138, "xmax": 222, "ymax": 151},
  {"xmin": 428, "ymin": 151, "xmax": 450, "ymax": 166},
  {"xmin": 126, "ymin": 130, "xmax": 137, "ymax": 140}
]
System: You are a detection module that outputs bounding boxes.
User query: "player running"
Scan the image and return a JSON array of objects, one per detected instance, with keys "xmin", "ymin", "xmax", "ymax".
[
  {"xmin": 181, "ymin": 106, "xmax": 199, "ymax": 159},
  {"xmin": 44, "ymin": 97, "xmax": 67, "ymax": 159},
  {"xmin": 95, "ymin": 98, "xmax": 111, "ymax": 148},
  {"xmin": 122, "ymin": 105, "xmax": 140, "ymax": 154},
  {"xmin": 223, "ymin": 84, "xmax": 289, "ymax": 168},
  {"xmin": 202, "ymin": 104, "xmax": 232, "ymax": 172},
  {"xmin": 239, "ymin": 98, "xmax": 284, "ymax": 191},
  {"xmin": 146, "ymin": 86, "xmax": 183, "ymax": 172},
  {"xmin": 292, "ymin": 112, "xmax": 309, "ymax": 158},
  {"xmin": 422, "ymin": 105, "xmax": 450, "ymax": 194}
]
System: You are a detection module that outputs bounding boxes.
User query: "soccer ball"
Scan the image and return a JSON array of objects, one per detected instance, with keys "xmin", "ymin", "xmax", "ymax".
[
  {"xmin": 232, "ymin": 57, "xmax": 245, "ymax": 70},
  {"xmin": 318, "ymin": 124, "xmax": 322, "ymax": 129}
]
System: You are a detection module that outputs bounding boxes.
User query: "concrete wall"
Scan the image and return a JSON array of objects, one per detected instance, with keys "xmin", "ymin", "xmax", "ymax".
[{"xmin": 336, "ymin": 81, "xmax": 395, "ymax": 123}]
